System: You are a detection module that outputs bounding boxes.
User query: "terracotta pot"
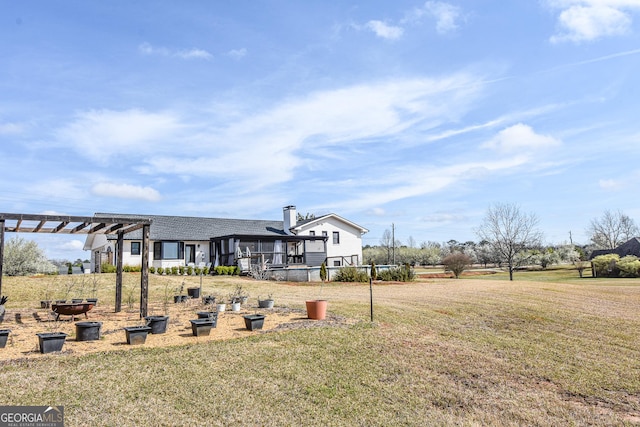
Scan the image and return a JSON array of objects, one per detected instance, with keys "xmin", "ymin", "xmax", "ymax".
[{"xmin": 305, "ymin": 300, "xmax": 328, "ymax": 320}]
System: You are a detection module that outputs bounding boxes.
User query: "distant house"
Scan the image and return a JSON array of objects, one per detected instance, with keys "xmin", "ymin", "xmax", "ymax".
[
  {"xmin": 83, "ymin": 206, "xmax": 368, "ymax": 273},
  {"xmin": 589, "ymin": 237, "xmax": 640, "ymax": 260}
]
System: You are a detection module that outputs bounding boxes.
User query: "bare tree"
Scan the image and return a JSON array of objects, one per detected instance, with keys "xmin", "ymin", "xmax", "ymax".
[
  {"xmin": 442, "ymin": 252, "xmax": 472, "ymax": 279},
  {"xmin": 380, "ymin": 229, "xmax": 393, "ymax": 264},
  {"xmin": 476, "ymin": 203, "xmax": 543, "ymax": 281},
  {"xmin": 587, "ymin": 210, "xmax": 639, "ymax": 249}
]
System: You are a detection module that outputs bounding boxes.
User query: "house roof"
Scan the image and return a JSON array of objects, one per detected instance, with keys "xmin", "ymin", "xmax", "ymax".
[
  {"xmin": 589, "ymin": 237, "xmax": 640, "ymax": 259},
  {"xmin": 96, "ymin": 213, "xmax": 287, "ymax": 241},
  {"xmin": 292, "ymin": 213, "xmax": 369, "ymax": 234}
]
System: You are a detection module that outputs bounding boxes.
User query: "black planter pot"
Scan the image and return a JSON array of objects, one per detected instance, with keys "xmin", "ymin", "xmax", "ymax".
[
  {"xmin": 258, "ymin": 299, "xmax": 274, "ymax": 309},
  {"xmin": 55, "ymin": 300, "xmax": 66, "ymax": 304},
  {"xmin": 173, "ymin": 295, "xmax": 189, "ymax": 303},
  {"xmin": 75, "ymin": 321, "xmax": 102, "ymax": 341},
  {"xmin": 145, "ymin": 315, "xmax": 169, "ymax": 334},
  {"xmin": 243, "ymin": 314, "xmax": 266, "ymax": 331},
  {"xmin": 36, "ymin": 332, "xmax": 68, "ymax": 354},
  {"xmin": 86, "ymin": 298, "xmax": 98, "ymax": 306},
  {"xmin": 190, "ymin": 319, "xmax": 214, "ymax": 336},
  {"xmin": 123, "ymin": 326, "xmax": 152, "ymax": 345},
  {"xmin": 72, "ymin": 299, "xmax": 84, "ymax": 303},
  {"xmin": 196, "ymin": 311, "xmax": 218, "ymax": 327},
  {"xmin": 40, "ymin": 300, "xmax": 52, "ymax": 309},
  {"xmin": 202, "ymin": 295, "xmax": 216, "ymax": 305},
  {"xmin": 187, "ymin": 287, "xmax": 201, "ymax": 299},
  {"xmin": 0, "ymin": 329, "xmax": 10, "ymax": 348}
]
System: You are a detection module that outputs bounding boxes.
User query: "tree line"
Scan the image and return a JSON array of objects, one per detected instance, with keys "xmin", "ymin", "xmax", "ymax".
[{"xmin": 364, "ymin": 205, "xmax": 639, "ymax": 281}]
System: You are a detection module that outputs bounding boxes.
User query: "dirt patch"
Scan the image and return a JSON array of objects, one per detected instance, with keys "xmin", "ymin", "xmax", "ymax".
[
  {"xmin": 416, "ymin": 270, "xmax": 499, "ymax": 279},
  {"xmin": 0, "ymin": 301, "xmax": 350, "ymax": 362}
]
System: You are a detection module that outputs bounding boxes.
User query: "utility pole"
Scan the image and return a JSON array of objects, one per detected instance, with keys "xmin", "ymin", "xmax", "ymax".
[
  {"xmin": 569, "ymin": 231, "xmax": 573, "ymax": 246},
  {"xmin": 392, "ymin": 223, "xmax": 396, "ymax": 265}
]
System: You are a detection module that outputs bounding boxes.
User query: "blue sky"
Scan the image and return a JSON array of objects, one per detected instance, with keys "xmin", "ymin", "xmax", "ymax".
[{"xmin": 2, "ymin": 1, "xmax": 640, "ymax": 261}]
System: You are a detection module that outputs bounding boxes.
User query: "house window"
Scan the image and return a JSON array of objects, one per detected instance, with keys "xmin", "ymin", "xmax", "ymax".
[
  {"xmin": 333, "ymin": 260, "xmax": 341, "ymax": 267},
  {"xmin": 131, "ymin": 242, "xmax": 141, "ymax": 256},
  {"xmin": 322, "ymin": 231, "xmax": 328, "ymax": 237},
  {"xmin": 332, "ymin": 231, "xmax": 340, "ymax": 244},
  {"xmin": 153, "ymin": 241, "xmax": 184, "ymax": 260},
  {"xmin": 309, "ymin": 231, "xmax": 315, "ymax": 236}
]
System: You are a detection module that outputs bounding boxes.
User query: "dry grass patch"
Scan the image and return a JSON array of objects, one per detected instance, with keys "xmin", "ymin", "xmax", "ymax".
[{"xmin": 0, "ymin": 273, "xmax": 639, "ymax": 425}]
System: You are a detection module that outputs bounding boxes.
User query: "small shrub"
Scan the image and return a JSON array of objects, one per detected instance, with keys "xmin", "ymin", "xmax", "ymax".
[
  {"xmin": 442, "ymin": 252, "xmax": 472, "ymax": 279},
  {"xmin": 370, "ymin": 262, "xmax": 377, "ymax": 281},
  {"xmin": 157, "ymin": 267, "xmax": 165, "ymax": 275},
  {"xmin": 203, "ymin": 266, "xmax": 210, "ymax": 275},
  {"xmin": 178, "ymin": 266, "xmax": 185, "ymax": 275},
  {"xmin": 617, "ymin": 255, "xmax": 640, "ymax": 278},
  {"xmin": 333, "ymin": 266, "xmax": 369, "ymax": 283},
  {"xmin": 171, "ymin": 266, "xmax": 179, "ymax": 275},
  {"xmin": 320, "ymin": 262, "xmax": 327, "ymax": 282},
  {"xmin": 187, "ymin": 266, "xmax": 194, "ymax": 275},
  {"xmin": 378, "ymin": 264, "xmax": 415, "ymax": 282},
  {"xmin": 149, "ymin": 266, "xmax": 156, "ymax": 274},
  {"xmin": 101, "ymin": 263, "xmax": 117, "ymax": 274}
]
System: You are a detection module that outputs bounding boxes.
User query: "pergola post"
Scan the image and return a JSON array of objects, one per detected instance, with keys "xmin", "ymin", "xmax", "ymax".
[
  {"xmin": 115, "ymin": 231, "xmax": 124, "ymax": 313},
  {"xmin": 140, "ymin": 224, "xmax": 150, "ymax": 318},
  {"xmin": 0, "ymin": 220, "xmax": 4, "ymax": 296}
]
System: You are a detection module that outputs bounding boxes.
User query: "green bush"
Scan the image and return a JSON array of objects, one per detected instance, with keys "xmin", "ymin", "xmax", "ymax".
[
  {"xmin": 591, "ymin": 254, "xmax": 620, "ymax": 277},
  {"xmin": 203, "ymin": 266, "xmax": 210, "ymax": 275},
  {"xmin": 617, "ymin": 255, "xmax": 640, "ymax": 278},
  {"xmin": 333, "ymin": 266, "xmax": 369, "ymax": 283},
  {"xmin": 149, "ymin": 266, "xmax": 156, "ymax": 274},
  {"xmin": 378, "ymin": 264, "xmax": 415, "ymax": 282},
  {"xmin": 123, "ymin": 265, "xmax": 141, "ymax": 273},
  {"xmin": 215, "ymin": 266, "xmax": 236, "ymax": 275},
  {"xmin": 171, "ymin": 266, "xmax": 179, "ymax": 275},
  {"xmin": 187, "ymin": 266, "xmax": 194, "ymax": 275},
  {"xmin": 101, "ymin": 263, "xmax": 117, "ymax": 273},
  {"xmin": 157, "ymin": 267, "xmax": 165, "ymax": 275},
  {"xmin": 178, "ymin": 266, "xmax": 185, "ymax": 275}
]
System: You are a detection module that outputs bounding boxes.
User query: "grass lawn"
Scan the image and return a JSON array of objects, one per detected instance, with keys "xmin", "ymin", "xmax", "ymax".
[{"xmin": 0, "ymin": 271, "xmax": 639, "ymax": 426}]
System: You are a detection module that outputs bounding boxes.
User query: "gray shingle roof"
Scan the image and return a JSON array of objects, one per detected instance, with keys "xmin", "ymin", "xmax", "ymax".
[{"xmin": 96, "ymin": 213, "xmax": 287, "ymax": 241}]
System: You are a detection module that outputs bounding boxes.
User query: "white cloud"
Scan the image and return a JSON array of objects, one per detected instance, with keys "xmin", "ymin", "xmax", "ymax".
[
  {"xmin": 56, "ymin": 109, "xmax": 185, "ymax": 164},
  {"xmin": 403, "ymin": 1, "xmax": 462, "ymax": 34},
  {"xmin": 548, "ymin": 1, "xmax": 639, "ymax": 42},
  {"xmin": 59, "ymin": 240, "xmax": 84, "ymax": 251},
  {"xmin": 598, "ymin": 178, "xmax": 624, "ymax": 190},
  {"xmin": 0, "ymin": 122, "xmax": 24, "ymax": 134},
  {"xmin": 365, "ymin": 20, "xmax": 404, "ymax": 39},
  {"xmin": 91, "ymin": 182, "xmax": 162, "ymax": 202},
  {"xmin": 227, "ymin": 48, "xmax": 247, "ymax": 59},
  {"xmin": 421, "ymin": 212, "xmax": 467, "ymax": 223},
  {"xmin": 482, "ymin": 124, "xmax": 561, "ymax": 153},
  {"xmin": 138, "ymin": 42, "xmax": 212, "ymax": 59}
]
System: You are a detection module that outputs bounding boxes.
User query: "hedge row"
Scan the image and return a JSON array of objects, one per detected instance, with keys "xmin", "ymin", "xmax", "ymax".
[{"xmin": 592, "ymin": 254, "xmax": 640, "ymax": 278}]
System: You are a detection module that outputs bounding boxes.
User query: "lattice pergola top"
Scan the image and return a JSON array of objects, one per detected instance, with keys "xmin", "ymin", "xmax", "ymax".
[{"xmin": 0, "ymin": 213, "xmax": 152, "ymax": 235}]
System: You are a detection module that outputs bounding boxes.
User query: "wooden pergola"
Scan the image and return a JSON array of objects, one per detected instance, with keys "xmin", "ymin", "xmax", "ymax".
[{"xmin": 0, "ymin": 213, "xmax": 153, "ymax": 317}]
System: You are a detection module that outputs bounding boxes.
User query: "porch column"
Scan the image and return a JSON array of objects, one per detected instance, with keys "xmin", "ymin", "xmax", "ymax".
[
  {"xmin": 115, "ymin": 231, "xmax": 124, "ymax": 313},
  {"xmin": 140, "ymin": 224, "xmax": 150, "ymax": 318}
]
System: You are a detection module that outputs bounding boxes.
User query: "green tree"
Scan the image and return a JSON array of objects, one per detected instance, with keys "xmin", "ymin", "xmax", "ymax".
[{"xmin": 4, "ymin": 237, "xmax": 56, "ymax": 276}]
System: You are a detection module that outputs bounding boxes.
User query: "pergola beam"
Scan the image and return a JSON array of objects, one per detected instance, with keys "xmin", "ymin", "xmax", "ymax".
[{"xmin": 0, "ymin": 213, "xmax": 153, "ymax": 315}]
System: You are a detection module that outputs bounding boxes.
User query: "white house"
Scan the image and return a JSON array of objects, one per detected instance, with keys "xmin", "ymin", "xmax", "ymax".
[{"xmin": 83, "ymin": 206, "xmax": 368, "ymax": 273}]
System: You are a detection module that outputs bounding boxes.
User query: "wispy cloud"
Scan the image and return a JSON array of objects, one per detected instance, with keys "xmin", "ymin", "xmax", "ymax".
[
  {"xmin": 365, "ymin": 20, "xmax": 404, "ymax": 40},
  {"xmin": 403, "ymin": 1, "xmax": 463, "ymax": 34},
  {"xmin": 56, "ymin": 109, "xmax": 186, "ymax": 164},
  {"xmin": 139, "ymin": 42, "xmax": 212, "ymax": 59},
  {"xmin": 227, "ymin": 48, "xmax": 247, "ymax": 59},
  {"xmin": 547, "ymin": 0, "xmax": 640, "ymax": 43},
  {"xmin": 0, "ymin": 122, "xmax": 24, "ymax": 134},
  {"xmin": 91, "ymin": 182, "xmax": 162, "ymax": 202}
]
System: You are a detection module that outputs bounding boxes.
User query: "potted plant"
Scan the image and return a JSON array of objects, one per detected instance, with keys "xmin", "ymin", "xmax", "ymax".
[
  {"xmin": 86, "ymin": 273, "xmax": 99, "ymax": 305},
  {"xmin": 229, "ymin": 284, "xmax": 246, "ymax": 311},
  {"xmin": 243, "ymin": 314, "xmax": 266, "ymax": 331},
  {"xmin": 187, "ymin": 286, "xmax": 200, "ymax": 299},
  {"xmin": 216, "ymin": 296, "xmax": 226, "ymax": 313},
  {"xmin": 36, "ymin": 331, "xmax": 68, "ymax": 353},
  {"xmin": 0, "ymin": 295, "xmax": 7, "ymax": 322},
  {"xmin": 75, "ymin": 321, "xmax": 102, "ymax": 341},
  {"xmin": 174, "ymin": 282, "xmax": 188, "ymax": 303},
  {"xmin": 123, "ymin": 324, "xmax": 152, "ymax": 345},
  {"xmin": 258, "ymin": 294, "xmax": 274, "ymax": 309},
  {"xmin": 36, "ymin": 299, "xmax": 69, "ymax": 353},
  {"xmin": 0, "ymin": 329, "xmax": 10, "ymax": 348},
  {"xmin": 190, "ymin": 318, "xmax": 215, "ymax": 336},
  {"xmin": 306, "ymin": 276, "xmax": 328, "ymax": 320},
  {"xmin": 144, "ymin": 315, "xmax": 169, "ymax": 334}
]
